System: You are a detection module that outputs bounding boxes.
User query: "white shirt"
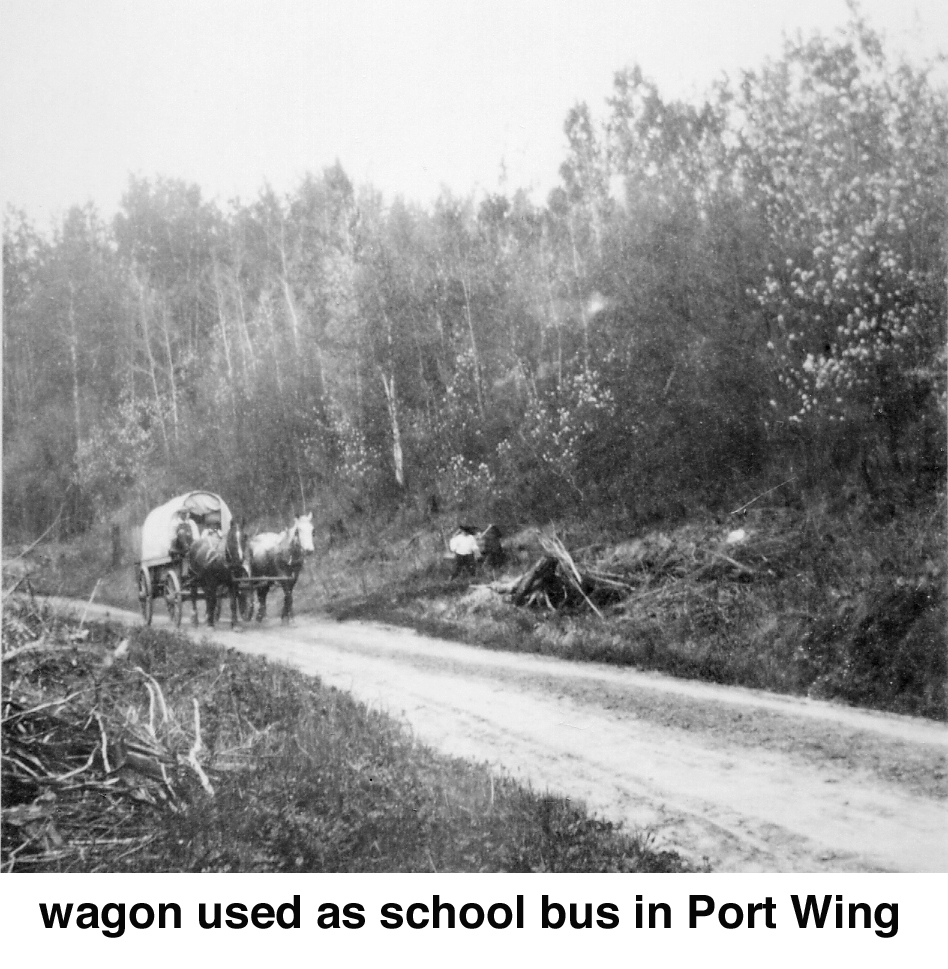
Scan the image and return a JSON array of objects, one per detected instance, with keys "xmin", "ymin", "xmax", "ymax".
[{"xmin": 449, "ymin": 532, "xmax": 479, "ymax": 557}]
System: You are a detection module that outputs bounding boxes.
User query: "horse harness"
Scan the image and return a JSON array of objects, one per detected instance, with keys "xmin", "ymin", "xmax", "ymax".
[
  {"xmin": 273, "ymin": 526, "xmax": 304, "ymax": 573},
  {"xmin": 191, "ymin": 526, "xmax": 244, "ymax": 573}
]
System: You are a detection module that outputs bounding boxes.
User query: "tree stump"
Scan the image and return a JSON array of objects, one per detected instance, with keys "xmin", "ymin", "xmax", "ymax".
[{"xmin": 511, "ymin": 556, "xmax": 560, "ymax": 606}]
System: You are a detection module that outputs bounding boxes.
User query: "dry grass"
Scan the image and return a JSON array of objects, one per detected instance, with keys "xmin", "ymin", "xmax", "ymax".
[
  {"xmin": 329, "ymin": 498, "xmax": 948, "ymax": 721},
  {"xmin": 1, "ymin": 596, "xmax": 690, "ymax": 873},
  {"xmin": 2, "ymin": 602, "xmax": 207, "ymax": 871}
]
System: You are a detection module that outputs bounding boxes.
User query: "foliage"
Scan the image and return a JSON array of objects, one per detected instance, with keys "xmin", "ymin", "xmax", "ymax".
[
  {"xmin": 329, "ymin": 406, "xmax": 386, "ymax": 498},
  {"xmin": 437, "ymin": 453, "xmax": 497, "ymax": 510},
  {"xmin": 743, "ymin": 21, "xmax": 948, "ymax": 480},
  {"xmin": 3, "ymin": 13, "xmax": 945, "ymax": 537},
  {"xmin": 74, "ymin": 390, "xmax": 157, "ymax": 514},
  {"xmin": 502, "ymin": 366, "xmax": 616, "ymax": 508}
]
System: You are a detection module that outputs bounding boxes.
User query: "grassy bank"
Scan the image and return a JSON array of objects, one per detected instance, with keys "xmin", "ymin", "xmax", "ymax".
[
  {"xmin": 1, "ymin": 598, "xmax": 689, "ymax": 873},
  {"xmin": 10, "ymin": 490, "xmax": 946, "ymax": 722},
  {"xmin": 323, "ymin": 498, "xmax": 947, "ymax": 722}
]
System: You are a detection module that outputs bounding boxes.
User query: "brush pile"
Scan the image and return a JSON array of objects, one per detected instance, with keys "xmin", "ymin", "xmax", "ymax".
[
  {"xmin": 508, "ymin": 514, "xmax": 802, "ymax": 616},
  {"xmin": 1, "ymin": 596, "xmax": 214, "ymax": 872}
]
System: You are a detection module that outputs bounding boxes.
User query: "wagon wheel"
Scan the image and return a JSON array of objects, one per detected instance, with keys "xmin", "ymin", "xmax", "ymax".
[
  {"xmin": 164, "ymin": 568, "xmax": 183, "ymax": 627},
  {"xmin": 138, "ymin": 567, "xmax": 153, "ymax": 625}
]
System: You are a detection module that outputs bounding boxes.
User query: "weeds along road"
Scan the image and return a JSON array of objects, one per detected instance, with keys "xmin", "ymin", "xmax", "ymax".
[{"xmin": 46, "ymin": 596, "xmax": 948, "ymax": 873}]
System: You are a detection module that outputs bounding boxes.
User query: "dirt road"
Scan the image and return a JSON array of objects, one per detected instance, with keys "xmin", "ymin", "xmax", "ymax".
[{"xmin": 45, "ymin": 597, "xmax": 948, "ymax": 872}]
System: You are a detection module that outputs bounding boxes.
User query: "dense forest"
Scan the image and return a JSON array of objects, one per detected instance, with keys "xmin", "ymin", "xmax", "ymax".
[{"xmin": 3, "ymin": 18, "xmax": 946, "ymax": 540}]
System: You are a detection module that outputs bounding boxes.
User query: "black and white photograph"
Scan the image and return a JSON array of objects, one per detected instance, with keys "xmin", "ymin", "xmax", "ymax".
[{"xmin": 2, "ymin": 0, "xmax": 946, "ymax": 941}]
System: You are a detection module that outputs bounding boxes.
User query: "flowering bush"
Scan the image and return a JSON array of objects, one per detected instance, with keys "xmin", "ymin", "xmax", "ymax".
[
  {"xmin": 74, "ymin": 393, "xmax": 156, "ymax": 512},
  {"xmin": 433, "ymin": 347, "xmax": 487, "ymax": 455},
  {"xmin": 329, "ymin": 410, "xmax": 384, "ymax": 495},
  {"xmin": 437, "ymin": 453, "xmax": 496, "ymax": 509},
  {"xmin": 745, "ymin": 25, "xmax": 946, "ymax": 434},
  {"xmin": 519, "ymin": 368, "xmax": 616, "ymax": 496}
]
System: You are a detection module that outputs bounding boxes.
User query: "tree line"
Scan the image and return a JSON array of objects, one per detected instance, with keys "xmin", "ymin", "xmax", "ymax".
[{"xmin": 4, "ymin": 17, "xmax": 946, "ymax": 539}]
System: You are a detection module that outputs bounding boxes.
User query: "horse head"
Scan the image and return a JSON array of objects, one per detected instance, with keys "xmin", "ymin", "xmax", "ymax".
[{"xmin": 292, "ymin": 512, "xmax": 316, "ymax": 556}]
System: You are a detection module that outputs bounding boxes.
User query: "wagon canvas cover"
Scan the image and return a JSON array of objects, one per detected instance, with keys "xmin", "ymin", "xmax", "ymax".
[{"xmin": 139, "ymin": 491, "xmax": 232, "ymax": 565}]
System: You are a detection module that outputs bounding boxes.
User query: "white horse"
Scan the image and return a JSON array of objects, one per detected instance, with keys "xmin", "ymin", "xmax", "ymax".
[{"xmin": 245, "ymin": 513, "xmax": 315, "ymax": 623}]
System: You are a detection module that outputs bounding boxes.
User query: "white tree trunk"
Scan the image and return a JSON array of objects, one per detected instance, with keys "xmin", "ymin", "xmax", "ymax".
[
  {"xmin": 134, "ymin": 277, "xmax": 170, "ymax": 459},
  {"xmin": 66, "ymin": 289, "xmax": 81, "ymax": 450},
  {"xmin": 381, "ymin": 371, "xmax": 405, "ymax": 489},
  {"xmin": 460, "ymin": 276, "xmax": 486, "ymax": 418}
]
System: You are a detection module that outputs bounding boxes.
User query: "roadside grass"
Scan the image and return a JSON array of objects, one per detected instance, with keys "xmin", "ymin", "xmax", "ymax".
[
  {"xmin": 11, "ymin": 490, "xmax": 945, "ymax": 722},
  {"xmin": 324, "ymin": 497, "xmax": 948, "ymax": 722},
  {"xmin": 1, "ymin": 599, "xmax": 690, "ymax": 873}
]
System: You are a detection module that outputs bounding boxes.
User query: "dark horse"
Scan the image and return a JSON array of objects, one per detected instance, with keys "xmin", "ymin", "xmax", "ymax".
[
  {"xmin": 187, "ymin": 518, "xmax": 248, "ymax": 629},
  {"xmin": 246, "ymin": 512, "xmax": 315, "ymax": 623}
]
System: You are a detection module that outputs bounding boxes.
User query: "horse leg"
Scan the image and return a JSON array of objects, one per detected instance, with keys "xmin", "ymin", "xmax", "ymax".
[
  {"xmin": 229, "ymin": 584, "xmax": 242, "ymax": 630},
  {"xmin": 191, "ymin": 585, "xmax": 200, "ymax": 625},
  {"xmin": 206, "ymin": 583, "xmax": 217, "ymax": 628},
  {"xmin": 256, "ymin": 583, "xmax": 269, "ymax": 622},
  {"xmin": 281, "ymin": 579, "xmax": 295, "ymax": 624},
  {"xmin": 237, "ymin": 582, "xmax": 253, "ymax": 622}
]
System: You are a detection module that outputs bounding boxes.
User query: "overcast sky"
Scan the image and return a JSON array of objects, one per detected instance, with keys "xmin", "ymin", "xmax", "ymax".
[{"xmin": 2, "ymin": 0, "xmax": 946, "ymax": 227}]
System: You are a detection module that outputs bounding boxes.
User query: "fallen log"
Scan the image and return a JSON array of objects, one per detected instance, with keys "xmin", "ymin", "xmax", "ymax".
[
  {"xmin": 507, "ymin": 524, "xmax": 769, "ymax": 617},
  {"xmin": 537, "ymin": 533, "xmax": 605, "ymax": 618},
  {"xmin": 511, "ymin": 556, "xmax": 559, "ymax": 607}
]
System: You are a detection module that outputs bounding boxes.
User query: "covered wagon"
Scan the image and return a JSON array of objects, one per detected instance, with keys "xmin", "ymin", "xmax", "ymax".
[{"xmin": 136, "ymin": 491, "xmax": 234, "ymax": 626}]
